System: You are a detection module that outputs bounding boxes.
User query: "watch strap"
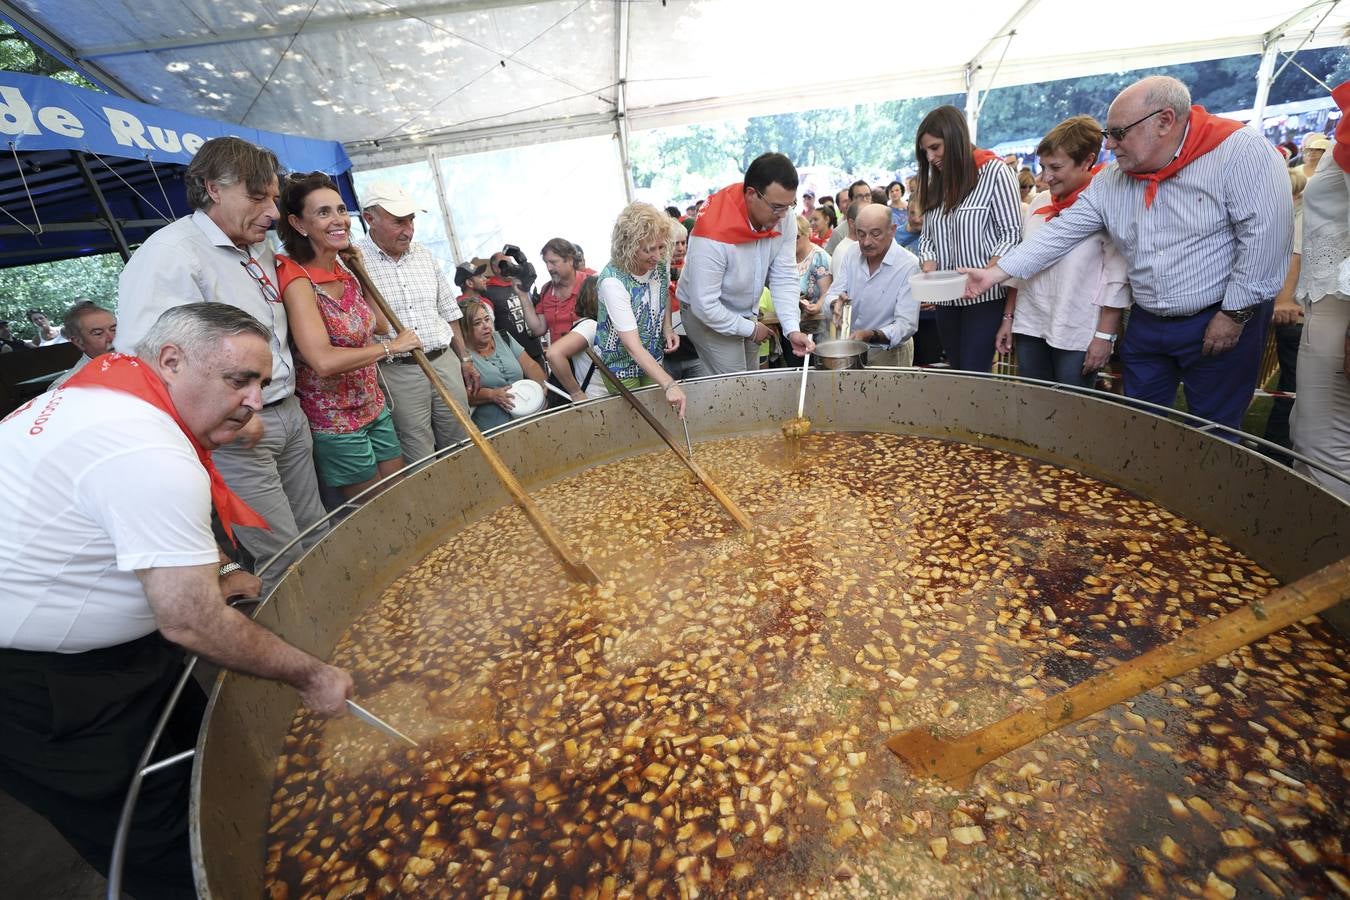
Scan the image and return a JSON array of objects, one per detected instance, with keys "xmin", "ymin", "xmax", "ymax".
[{"xmin": 1092, "ymin": 331, "xmax": 1116, "ymax": 343}]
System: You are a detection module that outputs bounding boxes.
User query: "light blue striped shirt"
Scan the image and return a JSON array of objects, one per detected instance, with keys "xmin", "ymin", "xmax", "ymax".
[{"xmin": 999, "ymin": 126, "xmax": 1292, "ymax": 316}]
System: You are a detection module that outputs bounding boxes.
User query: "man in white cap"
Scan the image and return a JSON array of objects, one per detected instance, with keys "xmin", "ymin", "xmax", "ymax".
[{"xmin": 355, "ymin": 182, "xmax": 478, "ymax": 466}]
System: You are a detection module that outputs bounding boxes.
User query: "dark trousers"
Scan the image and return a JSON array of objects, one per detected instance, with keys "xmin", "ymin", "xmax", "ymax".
[
  {"xmin": 1263, "ymin": 321, "xmax": 1302, "ymax": 455},
  {"xmin": 1119, "ymin": 302, "xmax": 1271, "ymax": 435},
  {"xmin": 1013, "ymin": 334, "xmax": 1094, "ymax": 388},
  {"xmin": 0, "ymin": 634, "xmax": 203, "ymax": 900},
  {"xmin": 935, "ymin": 299, "xmax": 1004, "ymax": 372}
]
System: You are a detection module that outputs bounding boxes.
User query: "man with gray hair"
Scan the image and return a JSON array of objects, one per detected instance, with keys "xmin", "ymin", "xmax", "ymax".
[
  {"xmin": 49, "ymin": 299, "xmax": 116, "ymax": 389},
  {"xmin": 354, "ymin": 181, "xmax": 475, "ymax": 465},
  {"xmin": 0, "ymin": 303, "xmax": 353, "ymax": 900},
  {"xmin": 962, "ymin": 75, "xmax": 1292, "ymax": 434},
  {"xmin": 116, "ymin": 136, "xmax": 328, "ymax": 594}
]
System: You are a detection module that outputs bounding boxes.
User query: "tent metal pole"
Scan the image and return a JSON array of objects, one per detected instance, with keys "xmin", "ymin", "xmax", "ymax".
[
  {"xmin": 71, "ymin": 151, "xmax": 133, "ymax": 261},
  {"xmin": 427, "ymin": 148, "xmax": 465, "ymax": 265},
  {"xmin": 1252, "ymin": 38, "xmax": 1281, "ymax": 127},
  {"xmin": 614, "ymin": 0, "xmax": 635, "ymax": 203},
  {"xmin": 964, "ymin": 64, "xmax": 981, "ymax": 146}
]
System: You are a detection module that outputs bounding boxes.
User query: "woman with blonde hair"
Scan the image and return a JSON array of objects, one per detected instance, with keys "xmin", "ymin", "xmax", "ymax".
[{"xmin": 595, "ymin": 202, "xmax": 686, "ymax": 418}]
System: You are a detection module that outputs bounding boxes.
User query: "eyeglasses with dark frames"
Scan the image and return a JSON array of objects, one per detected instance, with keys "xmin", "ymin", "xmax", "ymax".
[
  {"xmin": 753, "ymin": 189, "xmax": 797, "ymax": 216},
  {"xmin": 1100, "ymin": 109, "xmax": 1166, "ymax": 143},
  {"xmin": 240, "ymin": 257, "xmax": 281, "ymax": 303}
]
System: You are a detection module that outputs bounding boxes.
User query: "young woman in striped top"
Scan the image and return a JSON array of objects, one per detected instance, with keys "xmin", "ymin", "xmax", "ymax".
[{"xmin": 915, "ymin": 106, "xmax": 1023, "ymax": 372}]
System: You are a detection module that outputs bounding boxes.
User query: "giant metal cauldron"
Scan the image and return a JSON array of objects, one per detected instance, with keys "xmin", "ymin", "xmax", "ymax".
[{"xmin": 189, "ymin": 369, "xmax": 1350, "ymax": 897}]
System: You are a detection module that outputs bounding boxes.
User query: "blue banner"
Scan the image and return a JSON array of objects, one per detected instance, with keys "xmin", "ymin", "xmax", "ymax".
[{"xmin": 0, "ymin": 71, "xmax": 351, "ymax": 174}]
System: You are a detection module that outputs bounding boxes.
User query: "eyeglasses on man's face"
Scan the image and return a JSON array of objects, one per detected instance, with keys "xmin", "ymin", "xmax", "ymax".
[
  {"xmin": 754, "ymin": 189, "xmax": 797, "ymax": 216},
  {"xmin": 1101, "ymin": 109, "xmax": 1166, "ymax": 143}
]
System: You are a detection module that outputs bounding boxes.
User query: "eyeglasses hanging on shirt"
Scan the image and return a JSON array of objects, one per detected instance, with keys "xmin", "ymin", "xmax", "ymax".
[{"xmin": 240, "ymin": 257, "xmax": 281, "ymax": 303}]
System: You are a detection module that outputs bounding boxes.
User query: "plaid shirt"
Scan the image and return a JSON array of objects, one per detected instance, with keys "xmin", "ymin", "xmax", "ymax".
[{"xmin": 353, "ymin": 237, "xmax": 461, "ymax": 356}]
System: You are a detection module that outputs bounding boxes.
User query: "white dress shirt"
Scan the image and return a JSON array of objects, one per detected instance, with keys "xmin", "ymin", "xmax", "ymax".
[
  {"xmin": 822, "ymin": 241, "xmax": 920, "ymax": 349},
  {"xmin": 999, "ymin": 126, "xmax": 1292, "ymax": 315},
  {"xmin": 676, "ymin": 208, "xmax": 802, "ymax": 337},
  {"xmin": 117, "ymin": 211, "xmax": 295, "ymax": 403}
]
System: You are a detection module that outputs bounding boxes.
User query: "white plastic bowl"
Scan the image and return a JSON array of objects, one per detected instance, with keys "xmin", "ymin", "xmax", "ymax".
[
  {"xmin": 507, "ymin": 379, "xmax": 546, "ymax": 418},
  {"xmin": 908, "ymin": 270, "xmax": 968, "ymax": 304}
]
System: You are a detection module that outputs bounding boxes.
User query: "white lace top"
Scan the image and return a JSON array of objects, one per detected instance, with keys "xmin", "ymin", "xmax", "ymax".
[{"xmin": 1296, "ymin": 151, "xmax": 1350, "ymax": 303}]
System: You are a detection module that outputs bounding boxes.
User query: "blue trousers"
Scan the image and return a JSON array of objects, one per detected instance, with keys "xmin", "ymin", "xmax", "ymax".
[
  {"xmin": 1013, "ymin": 334, "xmax": 1093, "ymax": 388},
  {"xmin": 935, "ymin": 299, "xmax": 1003, "ymax": 372},
  {"xmin": 1120, "ymin": 302, "xmax": 1271, "ymax": 434}
]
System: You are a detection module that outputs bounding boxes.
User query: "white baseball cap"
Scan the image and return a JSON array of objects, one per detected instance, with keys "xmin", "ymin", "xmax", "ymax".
[{"xmin": 361, "ymin": 181, "xmax": 424, "ymax": 217}]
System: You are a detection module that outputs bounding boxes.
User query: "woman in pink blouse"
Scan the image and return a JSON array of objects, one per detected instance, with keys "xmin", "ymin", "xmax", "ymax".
[
  {"xmin": 995, "ymin": 116, "xmax": 1129, "ymax": 387},
  {"xmin": 276, "ymin": 172, "xmax": 421, "ymax": 498}
]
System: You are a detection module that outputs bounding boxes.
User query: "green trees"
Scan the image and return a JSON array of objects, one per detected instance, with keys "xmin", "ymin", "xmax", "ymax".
[{"xmin": 631, "ymin": 47, "xmax": 1348, "ymax": 200}]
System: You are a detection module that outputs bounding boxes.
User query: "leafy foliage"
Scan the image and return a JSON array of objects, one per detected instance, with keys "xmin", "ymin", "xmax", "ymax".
[
  {"xmin": 633, "ymin": 48, "xmax": 1349, "ymax": 200},
  {"xmin": 0, "ymin": 255, "xmax": 122, "ymax": 339}
]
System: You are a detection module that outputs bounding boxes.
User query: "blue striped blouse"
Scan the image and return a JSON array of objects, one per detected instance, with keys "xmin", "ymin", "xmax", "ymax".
[{"xmin": 917, "ymin": 160, "xmax": 1023, "ymax": 306}]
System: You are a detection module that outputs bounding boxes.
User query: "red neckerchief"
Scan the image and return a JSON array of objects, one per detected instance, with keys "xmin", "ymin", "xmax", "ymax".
[
  {"xmin": 809, "ymin": 232, "xmax": 828, "ymax": 247},
  {"xmin": 1126, "ymin": 106, "xmax": 1243, "ymax": 209},
  {"xmin": 63, "ymin": 353, "xmax": 269, "ymax": 544},
  {"xmin": 692, "ymin": 183, "xmax": 780, "ymax": 244},
  {"xmin": 1033, "ymin": 164, "xmax": 1105, "ymax": 220},
  {"xmin": 275, "ymin": 254, "xmax": 353, "ymax": 296},
  {"xmin": 1332, "ymin": 81, "xmax": 1350, "ymax": 172},
  {"xmin": 485, "ymin": 275, "xmax": 514, "ymax": 288},
  {"xmin": 668, "ymin": 258, "xmax": 684, "ymax": 311},
  {"xmin": 972, "ymin": 148, "xmax": 999, "ymax": 168}
]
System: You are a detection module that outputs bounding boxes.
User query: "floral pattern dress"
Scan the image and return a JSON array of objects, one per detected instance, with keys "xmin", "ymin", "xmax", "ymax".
[
  {"xmin": 797, "ymin": 246, "xmax": 831, "ymax": 337},
  {"xmin": 276, "ymin": 255, "xmax": 385, "ymax": 434}
]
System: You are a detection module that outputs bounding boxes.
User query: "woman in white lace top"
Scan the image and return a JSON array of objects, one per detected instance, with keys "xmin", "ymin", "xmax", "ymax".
[{"xmin": 1289, "ymin": 115, "xmax": 1350, "ymax": 500}]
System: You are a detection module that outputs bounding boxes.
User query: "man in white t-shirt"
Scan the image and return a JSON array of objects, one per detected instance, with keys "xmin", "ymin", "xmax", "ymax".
[{"xmin": 0, "ymin": 303, "xmax": 353, "ymax": 900}]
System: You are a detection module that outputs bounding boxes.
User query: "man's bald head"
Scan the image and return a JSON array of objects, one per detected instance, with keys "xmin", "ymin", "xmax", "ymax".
[
  {"xmin": 856, "ymin": 204, "xmax": 891, "ymax": 232},
  {"xmin": 1104, "ymin": 75, "xmax": 1191, "ymax": 175},
  {"xmin": 853, "ymin": 204, "xmax": 896, "ymax": 262},
  {"xmin": 1110, "ymin": 75, "xmax": 1190, "ymax": 122}
]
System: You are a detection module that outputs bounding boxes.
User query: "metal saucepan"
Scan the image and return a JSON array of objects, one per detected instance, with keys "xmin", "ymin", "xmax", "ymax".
[{"xmin": 812, "ymin": 339, "xmax": 868, "ymax": 370}]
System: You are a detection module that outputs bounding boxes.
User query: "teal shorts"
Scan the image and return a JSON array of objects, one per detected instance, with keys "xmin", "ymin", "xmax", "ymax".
[{"xmin": 310, "ymin": 406, "xmax": 403, "ymax": 487}]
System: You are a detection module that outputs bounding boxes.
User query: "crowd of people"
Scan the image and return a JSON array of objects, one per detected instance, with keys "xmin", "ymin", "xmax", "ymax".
[{"xmin": 0, "ymin": 71, "xmax": 1346, "ymax": 896}]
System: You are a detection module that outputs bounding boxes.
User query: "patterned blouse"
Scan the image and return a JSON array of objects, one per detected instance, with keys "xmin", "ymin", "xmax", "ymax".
[{"xmin": 276, "ymin": 255, "xmax": 385, "ymax": 434}]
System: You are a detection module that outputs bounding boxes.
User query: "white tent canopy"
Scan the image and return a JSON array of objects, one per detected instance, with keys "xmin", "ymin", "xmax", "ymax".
[
  {"xmin": 5, "ymin": 0, "xmax": 1347, "ymax": 167},
  {"xmin": 3, "ymin": 0, "xmax": 1345, "ymax": 266}
]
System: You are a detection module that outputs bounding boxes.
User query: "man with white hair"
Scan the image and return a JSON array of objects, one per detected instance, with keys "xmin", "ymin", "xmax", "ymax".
[
  {"xmin": 354, "ymin": 182, "xmax": 475, "ymax": 466},
  {"xmin": 962, "ymin": 75, "xmax": 1292, "ymax": 433},
  {"xmin": 0, "ymin": 303, "xmax": 353, "ymax": 900}
]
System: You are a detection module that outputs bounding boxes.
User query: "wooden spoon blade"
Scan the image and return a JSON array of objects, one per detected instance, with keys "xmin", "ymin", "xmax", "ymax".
[{"xmin": 884, "ymin": 727, "xmax": 976, "ymax": 789}]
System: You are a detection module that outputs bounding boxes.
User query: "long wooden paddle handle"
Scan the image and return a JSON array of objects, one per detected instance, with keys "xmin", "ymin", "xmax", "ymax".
[
  {"xmin": 948, "ymin": 554, "xmax": 1350, "ymax": 765},
  {"xmin": 583, "ymin": 346, "xmax": 753, "ymax": 532},
  {"xmin": 341, "ymin": 249, "xmax": 599, "ymax": 585}
]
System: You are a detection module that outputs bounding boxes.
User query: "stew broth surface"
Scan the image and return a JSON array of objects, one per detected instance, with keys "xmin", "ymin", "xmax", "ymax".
[{"xmin": 265, "ymin": 433, "xmax": 1348, "ymax": 899}]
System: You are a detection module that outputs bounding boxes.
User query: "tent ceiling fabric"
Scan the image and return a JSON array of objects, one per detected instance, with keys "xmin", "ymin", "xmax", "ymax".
[{"xmin": 7, "ymin": 0, "xmax": 1348, "ymax": 167}]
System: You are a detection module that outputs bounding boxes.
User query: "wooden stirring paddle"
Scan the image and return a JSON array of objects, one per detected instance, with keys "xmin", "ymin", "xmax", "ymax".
[
  {"xmin": 583, "ymin": 347, "xmax": 753, "ymax": 532},
  {"xmin": 887, "ymin": 554, "xmax": 1350, "ymax": 788},
  {"xmin": 342, "ymin": 248, "xmax": 600, "ymax": 585}
]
